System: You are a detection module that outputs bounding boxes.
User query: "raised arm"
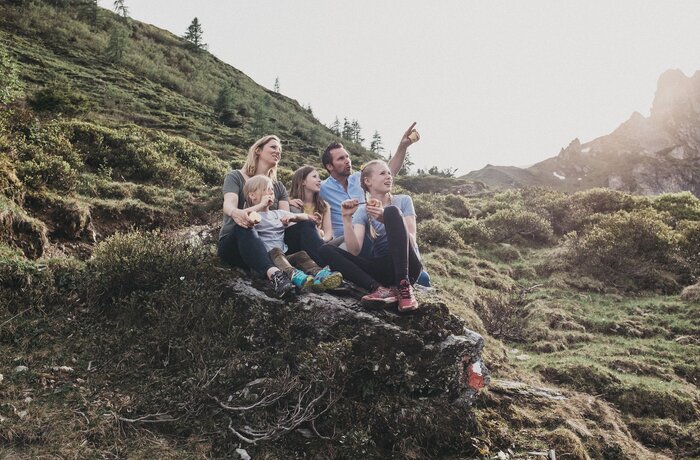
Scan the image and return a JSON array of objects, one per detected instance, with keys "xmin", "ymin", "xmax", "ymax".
[{"xmin": 388, "ymin": 122, "xmax": 418, "ymax": 176}]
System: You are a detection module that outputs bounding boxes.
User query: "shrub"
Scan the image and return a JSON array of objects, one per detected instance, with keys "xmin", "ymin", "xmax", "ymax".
[
  {"xmin": 0, "ymin": 244, "xmax": 53, "ymax": 310},
  {"xmin": 29, "ymin": 76, "xmax": 90, "ymax": 115},
  {"xmin": 0, "ymin": 43, "xmax": 23, "ymax": 103},
  {"xmin": 0, "ymin": 156, "xmax": 24, "ymax": 203},
  {"xmin": 412, "ymin": 194, "xmax": 442, "ymax": 221},
  {"xmin": 566, "ymin": 210, "xmax": 683, "ymax": 292},
  {"xmin": 677, "ymin": 220, "xmax": 700, "ymax": 279},
  {"xmin": 418, "ymin": 219, "xmax": 464, "ymax": 249},
  {"xmin": 652, "ymin": 192, "xmax": 700, "ymax": 224},
  {"xmin": 16, "ymin": 152, "xmax": 80, "ymax": 191},
  {"xmin": 451, "ymin": 218, "xmax": 492, "ymax": 245},
  {"xmin": 0, "ymin": 196, "xmax": 48, "ymax": 258},
  {"xmin": 680, "ymin": 281, "xmax": 700, "ymax": 303},
  {"xmin": 524, "ymin": 187, "xmax": 637, "ymax": 235},
  {"xmin": 483, "ymin": 208, "xmax": 554, "ymax": 245},
  {"xmin": 443, "ymin": 194, "xmax": 471, "ymax": 218},
  {"xmin": 86, "ymin": 230, "xmax": 217, "ymax": 312}
]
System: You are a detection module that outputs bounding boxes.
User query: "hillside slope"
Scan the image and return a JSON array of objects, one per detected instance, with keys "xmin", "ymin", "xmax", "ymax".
[{"xmin": 1, "ymin": 1, "xmax": 375, "ymax": 167}]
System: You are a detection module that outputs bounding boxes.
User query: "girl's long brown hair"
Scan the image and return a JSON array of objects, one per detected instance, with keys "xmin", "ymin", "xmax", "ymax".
[{"xmin": 290, "ymin": 165, "xmax": 327, "ymax": 214}]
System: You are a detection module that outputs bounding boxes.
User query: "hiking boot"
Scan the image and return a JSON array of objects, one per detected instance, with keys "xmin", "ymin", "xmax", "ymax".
[
  {"xmin": 361, "ymin": 286, "xmax": 397, "ymax": 308},
  {"xmin": 312, "ymin": 266, "xmax": 343, "ymax": 291},
  {"xmin": 270, "ymin": 270, "xmax": 295, "ymax": 299},
  {"xmin": 290, "ymin": 268, "xmax": 313, "ymax": 291},
  {"xmin": 397, "ymin": 279, "xmax": 418, "ymax": 312}
]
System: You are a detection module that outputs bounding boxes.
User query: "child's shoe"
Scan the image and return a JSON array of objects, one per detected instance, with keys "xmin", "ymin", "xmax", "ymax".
[
  {"xmin": 290, "ymin": 268, "xmax": 313, "ymax": 291},
  {"xmin": 312, "ymin": 266, "xmax": 343, "ymax": 291},
  {"xmin": 270, "ymin": 270, "xmax": 295, "ymax": 299}
]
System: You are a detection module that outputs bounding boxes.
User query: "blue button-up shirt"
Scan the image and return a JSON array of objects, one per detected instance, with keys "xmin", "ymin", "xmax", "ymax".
[{"xmin": 320, "ymin": 171, "xmax": 364, "ymax": 238}]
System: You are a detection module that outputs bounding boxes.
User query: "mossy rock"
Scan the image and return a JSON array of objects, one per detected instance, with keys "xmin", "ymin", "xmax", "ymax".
[
  {"xmin": 545, "ymin": 427, "xmax": 588, "ymax": 460},
  {"xmin": 0, "ymin": 196, "xmax": 48, "ymax": 258},
  {"xmin": 680, "ymin": 281, "xmax": 700, "ymax": 303}
]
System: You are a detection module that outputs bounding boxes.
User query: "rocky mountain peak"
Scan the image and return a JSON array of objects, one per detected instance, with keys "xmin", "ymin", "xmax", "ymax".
[{"xmin": 650, "ymin": 69, "xmax": 700, "ymax": 124}]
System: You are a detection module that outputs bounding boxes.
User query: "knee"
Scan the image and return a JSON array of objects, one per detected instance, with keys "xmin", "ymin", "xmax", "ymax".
[
  {"xmin": 384, "ymin": 205, "xmax": 402, "ymax": 218},
  {"xmin": 296, "ymin": 220, "xmax": 316, "ymax": 231}
]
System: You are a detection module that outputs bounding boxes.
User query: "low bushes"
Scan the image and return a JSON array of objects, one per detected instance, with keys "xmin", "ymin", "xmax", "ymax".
[
  {"xmin": 86, "ymin": 230, "xmax": 220, "ymax": 315},
  {"xmin": 482, "ymin": 208, "xmax": 554, "ymax": 245},
  {"xmin": 565, "ymin": 210, "xmax": 685, "ymax": 292},
  {"xmin": 451, "ymin": 219, "xmax": 492, "ymax": 246},
  {"xmin": 418, "ymin": 219, "xmax": 464, "ymax": 249}
]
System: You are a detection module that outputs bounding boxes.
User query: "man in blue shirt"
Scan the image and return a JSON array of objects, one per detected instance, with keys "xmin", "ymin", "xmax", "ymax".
[{"xmin": 320, "ymin": 122, "xmax": 417, "ymax": 239}]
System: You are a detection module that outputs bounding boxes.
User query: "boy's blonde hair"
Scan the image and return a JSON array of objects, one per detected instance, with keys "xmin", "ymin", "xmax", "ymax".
[{"xmin": 242, "ymin": 175, "xmax": 273, "ymax": 206}]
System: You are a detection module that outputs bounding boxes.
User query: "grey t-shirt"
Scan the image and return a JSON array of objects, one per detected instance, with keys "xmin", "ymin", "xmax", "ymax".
[
  {"xmin": 255, "ymin": 209, "xmax": 296, "ymax": 253},
  {"xmin": 352, "ymin": 194, "xmax": 417, "ymax": 257},
  {"xmin": 219, "ymin": 170, "xmax": 289, "ymax": 240}
]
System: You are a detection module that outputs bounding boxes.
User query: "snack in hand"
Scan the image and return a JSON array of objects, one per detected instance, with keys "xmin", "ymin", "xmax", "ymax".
[
  {"xmin": 408, "ymin": 130, "xmax": 420, "ymax": 143},
  {"xmin": 367, "ymin": 198, "xmax": 382, "ymax": 208},
  {"xmin": 248, "ymin": 211, "xmax": 262, "ymax": 224}
]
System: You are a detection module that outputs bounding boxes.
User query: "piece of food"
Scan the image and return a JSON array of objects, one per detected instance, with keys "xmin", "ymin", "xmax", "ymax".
[
  {"xmin": 367, "ymin": 198, "xmax": 382, "ymax": 208},
  {"xmin": 408, "ymin": 130, "xmax": 420, "ymax": 143},
  {"xmin": 248, "ymin": 211, "xmax": 262, "ymax": 224}
]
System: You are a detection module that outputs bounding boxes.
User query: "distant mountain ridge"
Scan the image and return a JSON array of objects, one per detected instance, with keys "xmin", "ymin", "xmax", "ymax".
[{"xmin": 465, "ymin": 69, "xmax": 700, "ymax": 197}]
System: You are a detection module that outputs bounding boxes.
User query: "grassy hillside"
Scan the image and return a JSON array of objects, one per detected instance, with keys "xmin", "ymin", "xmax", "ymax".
[{"xmin": 1, "ymin": 1, "xmax": 699, "ymax": 459}]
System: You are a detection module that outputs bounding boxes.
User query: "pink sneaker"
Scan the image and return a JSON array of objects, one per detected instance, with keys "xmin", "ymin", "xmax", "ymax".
[
  {"xmin": 361, "ymin": 286, "xmax": 397, "ymax": 307},
  {"xmin": 397, "ymin": 279, "xmax": 418, "ymax": 312}
]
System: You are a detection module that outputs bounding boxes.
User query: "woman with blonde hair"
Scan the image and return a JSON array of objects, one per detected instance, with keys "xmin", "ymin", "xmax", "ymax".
[
  {"xmin": 289, "ymin": 165, "xmax": 333, "ymax": 242},
  {"xmin": 318, "ymin": 159, "xmax": 422, "ymax": 311},
  {"xmin": 218, "ymin": 135, "xmax": 325, "ymax": 298}
]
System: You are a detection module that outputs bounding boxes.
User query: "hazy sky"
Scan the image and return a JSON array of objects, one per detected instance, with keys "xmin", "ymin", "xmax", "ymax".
[{"xmin": 98, "ymin": 1, "xmax": 700, "ymax": 174}]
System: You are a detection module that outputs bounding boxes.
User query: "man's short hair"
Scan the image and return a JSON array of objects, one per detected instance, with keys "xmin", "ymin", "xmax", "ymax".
[{"xmin": 322, "ymin": 142, "xmax": 344, "ymax": 170}]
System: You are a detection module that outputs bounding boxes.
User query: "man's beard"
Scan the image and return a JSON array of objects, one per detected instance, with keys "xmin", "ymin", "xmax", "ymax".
[{"xmin": 339, "ymin": 165, "xmax": 352, "ymax": 177}]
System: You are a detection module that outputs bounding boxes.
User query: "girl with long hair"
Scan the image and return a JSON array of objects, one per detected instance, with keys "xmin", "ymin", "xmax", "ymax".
[
  {"xmin": 318, "ymin": 160, "xmax": 422, "ymax": 311},
  {"xmin": 289, "ymin": 165, "xmax": 333, "ymax": 242}
]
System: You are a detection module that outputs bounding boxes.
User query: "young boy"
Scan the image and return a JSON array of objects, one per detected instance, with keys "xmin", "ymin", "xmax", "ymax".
[{"xmin": 243, "ymin": 175, "xmax": 342, "ymax": 292}]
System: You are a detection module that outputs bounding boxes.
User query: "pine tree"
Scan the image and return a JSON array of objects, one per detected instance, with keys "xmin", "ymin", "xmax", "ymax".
[
  {"xmin": 104, "ymin": 25, "xmax": 128, "ymax": 63},
  {"xmin": 341, "ymin": 118, "xmax": 352, "ymax": 140},
  {"xmin": 329, "ymin": 117, "xmax": 341, "ymax": 136},
  {"xmin": 113, "ymin": 0, "xmax": 128, "ymax": 20},
  {"xmin": 252, "ymin": 95, "xmax": 272, "ymax": 137},
  {"xmin": 184, "ymin": 17, "xmax": 206, "ymax": 50},
  {"xmin": 214, "ymin": 84, "xmax": 241, "ymax": 126},
  {"xmin": 273, "ymin": 77, "xmax": 280, "ymax": 92},
  {"xmin": 350, "ymin": 120, "xmax": 364, "ymax": 145},
  {"xmin": 370, "ymin": 130, "xmax": 384, "ymax": 154},
  {"xmin": 78, "ymin": 0, "xmax": 100, "ymax": 27}
]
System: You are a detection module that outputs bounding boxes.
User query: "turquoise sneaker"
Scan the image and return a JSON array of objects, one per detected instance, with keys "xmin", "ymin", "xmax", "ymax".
[
  {"xmin": 312, "ymin": 266, "xmax": 343, "ymax": 291},
  {"xmin": 290, "ymin": 269, "xmax": 313, "ymax": 291}
]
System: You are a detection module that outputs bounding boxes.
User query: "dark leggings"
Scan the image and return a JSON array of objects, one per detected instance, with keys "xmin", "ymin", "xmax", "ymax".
[
  {"xmin": 218, "ymin": 220, "xmax": 324, "ymax": 276},
  {"xmin": 318, "ymin": 206, "xmax": 422, "ymax": 291},
  {"xmin": 284, "ymin": 220, "xmax": 324, "ymax": 265}
]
